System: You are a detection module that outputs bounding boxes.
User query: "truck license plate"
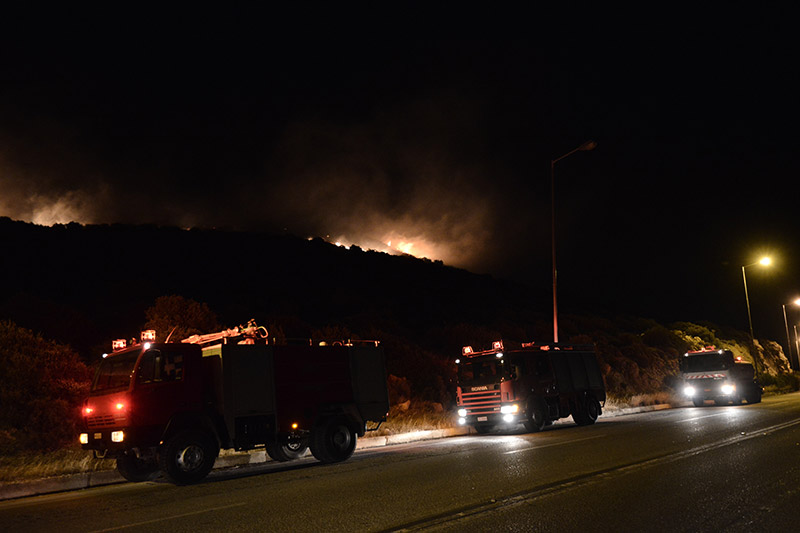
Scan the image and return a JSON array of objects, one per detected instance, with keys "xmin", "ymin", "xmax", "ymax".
[{"xmin": 477, "ymin": 416, "xmax": 488, "ymax": 422}]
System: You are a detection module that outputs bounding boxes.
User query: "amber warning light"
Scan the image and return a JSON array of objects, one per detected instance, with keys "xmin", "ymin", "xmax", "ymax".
[
  {"xmin": 141, "ymin": 330, "xmax": 156, "ymax": 342},
  {"xmin": 112, "ymin": 339, "xmax": 127, "ymax": 351}
]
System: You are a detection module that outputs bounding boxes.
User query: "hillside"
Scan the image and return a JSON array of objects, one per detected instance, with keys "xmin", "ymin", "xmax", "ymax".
[{"xmin": 0, "ymin": 217, "xmax": 793, "ymax": 407}]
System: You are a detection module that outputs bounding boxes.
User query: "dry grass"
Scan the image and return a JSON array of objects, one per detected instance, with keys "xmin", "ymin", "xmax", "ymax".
[
  {"xmin": 604, "ymin": 392, "xmax": 678, "ymax": 410},
  {"xmin": 0, "ymin": 446, "xmax": 116, "ymax": 483},
  {"xmin": 370, "ymin": 401, "xmax": 455, "ymax": 436}
]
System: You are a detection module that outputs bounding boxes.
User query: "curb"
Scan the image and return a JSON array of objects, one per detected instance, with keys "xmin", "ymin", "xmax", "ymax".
[{"xmin": 0, "ymin": 403, "xmax": 672, "ymax": 502}]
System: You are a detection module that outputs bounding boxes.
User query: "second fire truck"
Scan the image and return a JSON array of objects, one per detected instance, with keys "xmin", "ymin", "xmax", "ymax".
[{"xmin": 455, "ymin": 340, "xmax": 606, "ymax": 433}]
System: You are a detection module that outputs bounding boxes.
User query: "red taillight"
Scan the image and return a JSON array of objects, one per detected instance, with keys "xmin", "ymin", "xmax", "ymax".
[
  {"xmin": 115, "ymin": 402, "xmax": 125, "ymax": 411},
  {"xmin": 84, "ymin": 406, "xmax": 94, "ymax": 416}
]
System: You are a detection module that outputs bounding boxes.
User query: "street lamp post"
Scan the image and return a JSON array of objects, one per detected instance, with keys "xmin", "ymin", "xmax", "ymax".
[
  {"xmin": 741, "ymin": 256, "xmax": 771, "ymax": 375},
  {"xmin": 782, "ymin": 298, "xmax": 800, "ymax": 370},
  {"xmin": 794, "ymin": 325, "xmax": 799, "ymax": 371},
  {"xmin": 550, "ymin": 140, "xmax": 597, "ymax": 344}
]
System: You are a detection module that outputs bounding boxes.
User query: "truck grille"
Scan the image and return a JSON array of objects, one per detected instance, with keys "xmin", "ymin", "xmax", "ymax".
[
  {"xmin": 461, "ymin": 390, "xmax": 501, "ymax": 415},
  {"xmin": 87, "ymin": 414, "xmax": 120, "ymax": 428}
]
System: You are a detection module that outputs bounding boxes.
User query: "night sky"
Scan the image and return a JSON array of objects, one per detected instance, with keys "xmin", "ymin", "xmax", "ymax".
[{"xmin": 1, "ymin": 7, "xmax": 799, "ymax": 341}]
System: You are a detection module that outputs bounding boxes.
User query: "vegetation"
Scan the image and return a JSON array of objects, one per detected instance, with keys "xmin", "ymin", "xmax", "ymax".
[{"xmin": 0, "ymin": 321, "xmax": 91, "ymax": 454}]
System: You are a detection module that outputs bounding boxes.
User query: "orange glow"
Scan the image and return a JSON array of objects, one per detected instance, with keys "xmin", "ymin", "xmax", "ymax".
[
  {"xmin": 84, "ymin": 406, "xmax": 94, "ymax": 416},
  {"xmin": 319, "ymin": 231, "xmax": 450, "ymax": 264},
  {"xmin": 141, "ymin": 330, "xmax": 156, "ymax": 342},
  {"xmin": 112, "ymin": 339, "xmax": 126, "ymax": 351},
  {"xmin": 115, "ymin": 402, "xmax": 125, "ymax": 410}
]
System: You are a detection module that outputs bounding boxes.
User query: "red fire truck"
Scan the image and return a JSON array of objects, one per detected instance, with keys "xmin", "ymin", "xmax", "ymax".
[
  {"xmin": 455, "ymin": 341, "xmax": 606, "ymax": 433},
  {"xmin": 80, "ymin": 324, "xmax": 389, "ymax": 484},
  {"xmin": 681, "ymin": 347, "xmax": 762, "ymax": 406}
]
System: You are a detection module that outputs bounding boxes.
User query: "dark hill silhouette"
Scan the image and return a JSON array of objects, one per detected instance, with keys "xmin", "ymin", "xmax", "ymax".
[{"xmin": 0, "ymin": 217, "xmax": 550, "ymax": 359}]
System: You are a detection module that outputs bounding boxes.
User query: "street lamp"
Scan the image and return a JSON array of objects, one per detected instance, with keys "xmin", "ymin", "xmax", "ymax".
[
  {"xmin": 795, "ymin": 325, "xmax": 799, "ymax": 371},
  {"xmin": 782, "ymin": 298, "xmax": 800, "ymax": 370},
  {"xmin": 550, "ymin": 140, "xmax": 597, "ymax": 344},
  {"xmin": 741, "ymin": 256, "xmax": 771, "ymax": 375}
]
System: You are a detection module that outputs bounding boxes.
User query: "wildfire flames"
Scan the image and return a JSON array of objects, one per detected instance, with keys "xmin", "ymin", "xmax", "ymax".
[{"xmin": 324, "ymin": 232, "xmax": 447, "ymax": 263}]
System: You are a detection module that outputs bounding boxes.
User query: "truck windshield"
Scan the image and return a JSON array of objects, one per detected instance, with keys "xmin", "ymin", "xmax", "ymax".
[
  {"xmin": 458, "ymin": 358, "xmax": 506, "ymax": 386},
  {"xmin": 683, "ymin": 353, "xmax": 731, "ymax": 372},
  {"xmin": 92, "ymin": 351, "xmax": 140, "ymax": 392}
]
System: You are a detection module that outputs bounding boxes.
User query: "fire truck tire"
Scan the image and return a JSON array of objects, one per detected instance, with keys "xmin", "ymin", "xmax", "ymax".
[
  {"xmin": 310, "ymin": 417, "xmax": 357, "ymax": 463},
  {"xmin": 158, "ymin": 430, "xmax": 217, "ymax": 484},
  {"xmin": 116, "ymin": 452, "xmax": 159, "ymax": 483},
  {"xmin": 266, "ymin": 439, "xmax": 309, "ymax": 462},
  {"xmin": 523, "ymin": 398, "xmax": 547, "ymax": 432},
  {"xmin": 585, "ymin": 396, "xmax": 600, "ymax": 423},
  {"xmin": 746, "ymin": 390, "xmax": 762, "ymax": 404},
  {"xmin": 572, "ymin": 395, "xmax": 599, "ymax": 426}
]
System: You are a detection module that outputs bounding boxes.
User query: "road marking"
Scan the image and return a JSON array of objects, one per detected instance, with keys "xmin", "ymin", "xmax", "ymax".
[
  {"xmin": 385, "ymin": 417, "xmax": 800, "ymax": 532},
  {"xmin": 87, "ymin": 502, "xmax": 247, "ymax": 532},
  {"xmin": 678, "ymin": 412, "xmax": 731, "ymax": 423},
  {"xmin": 503, "ymin": 433, "xmax": 606, "ymax": 454}
]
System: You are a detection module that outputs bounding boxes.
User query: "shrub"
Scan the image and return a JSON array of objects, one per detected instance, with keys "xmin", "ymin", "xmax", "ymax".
[{"xmin": 0, "ymin": 321, "xmax": 92, "ymax": 452}]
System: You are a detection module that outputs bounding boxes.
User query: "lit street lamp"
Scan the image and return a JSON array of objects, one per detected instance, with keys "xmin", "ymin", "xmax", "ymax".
[
  {"xmin": 741, "ymin": 256, "xmax": 771, "ymax": 375},
  {"xmin": 782, "ymin": 298, "xmax": 800, "ymax": 370},
  {"xmin": 550, "ymin": 140, "xmax": 597, "ymax": 344}
]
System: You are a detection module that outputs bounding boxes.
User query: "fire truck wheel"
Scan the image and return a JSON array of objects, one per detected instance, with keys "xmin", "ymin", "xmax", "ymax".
[
  {"xmin": 523, "ymin": 398, "xmax": 547, "ymax": 432},
  {"xmin": 572, "ymin": 395, "xmax": 599, "ymax": 426},
  {"xmin": 266, "ymin": 439, "xmax": 309, "ymax": 462},
  {"xmin": 310, "ymin": 417, "xmax": 357, "ymax": 463},
  {"xmin": 116, "ymin": 452, "xmax": 159, "ymax": 483},
  {"xmin": 585, "ymin": 396, "xmax": 600, "ymax": 424},
  {"xmin": 158, "ymin": 430, "xmax": 217, "ymax": 484},
  {"xmin": 746, "ymin": 391, "xmax": 762, "ymax": 404}
]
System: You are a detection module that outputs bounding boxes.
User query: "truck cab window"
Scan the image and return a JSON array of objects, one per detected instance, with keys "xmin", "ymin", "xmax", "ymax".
[{"xmin": 137, "ymin": 349, "xmax": 183, "ymax": 384}]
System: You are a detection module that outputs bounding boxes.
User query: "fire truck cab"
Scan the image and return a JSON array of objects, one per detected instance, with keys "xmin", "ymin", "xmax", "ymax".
[
  {"xmin": 681, "ymin": 347, "xmax": 762, "ymax": 406},
  {"xmin": 455, "ymin": 341, "xmax": 606, "ymax": 433}
]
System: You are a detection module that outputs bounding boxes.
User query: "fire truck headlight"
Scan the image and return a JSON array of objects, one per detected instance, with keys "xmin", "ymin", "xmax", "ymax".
[
  {"xmin": 457, "ymin": 408, "xmax": 467, "ymax": 417},
  {"xmin": 500, "ymin": 404, "xmax": 519, "ymax": 414},
  {"xmin": 79, "ymin": 433, "xmax": 89, "ymax": 444},
  {"xmin": 502, "ymin": 414, "xmax": 515, "ymax": 423},
  {"xmin": 458, "ymin": 417, "xmax": 466, "ymax": 425},
  {"xmin": 721, "ymin": 384, "xmax": 735, "ymax": 395},
  {"xmin": 683, "ymin": 386, "xmax": 696, "ymax": 397},
  {"xmin": 111, "ymin": 431, "xmax": 125, "ymax": 443}
]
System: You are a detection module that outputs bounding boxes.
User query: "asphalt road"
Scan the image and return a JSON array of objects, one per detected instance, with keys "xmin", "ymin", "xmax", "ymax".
[{"xmin": 2, "ymin": 394, "xmax": 800, "ymax": 532}]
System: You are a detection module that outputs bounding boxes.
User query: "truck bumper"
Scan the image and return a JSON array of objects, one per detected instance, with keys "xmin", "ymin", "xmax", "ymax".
[
  {"xmin": 458, "ymin": 412, "xmax": 521, "ymax": 428},
  {"xmin": 80, "ymin": 428, "xmax": 132, "ymax": 456}
]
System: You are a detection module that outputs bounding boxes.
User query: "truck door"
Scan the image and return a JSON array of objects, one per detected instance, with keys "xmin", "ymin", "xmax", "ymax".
[{"xmin": 133, "ymin": 348, "xmax": 188, "ymax": 438}]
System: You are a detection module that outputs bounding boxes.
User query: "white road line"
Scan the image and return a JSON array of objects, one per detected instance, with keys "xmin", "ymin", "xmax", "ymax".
[
  {"xmin": 503, "ymin": 433, "xmax": 606, "ymax": 455},
  {"xmin": 88, "ymin": 502, "xmax": 247, "ymax": 532},
  {"xmin": 678, "ymin": 412, "xmax": 731, "ymax": 423}
]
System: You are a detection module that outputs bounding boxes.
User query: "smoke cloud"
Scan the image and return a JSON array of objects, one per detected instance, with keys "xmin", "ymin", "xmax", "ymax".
[{"xmin": 1, "ymin": 95, "xmax": 507, "ymax": 273}]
